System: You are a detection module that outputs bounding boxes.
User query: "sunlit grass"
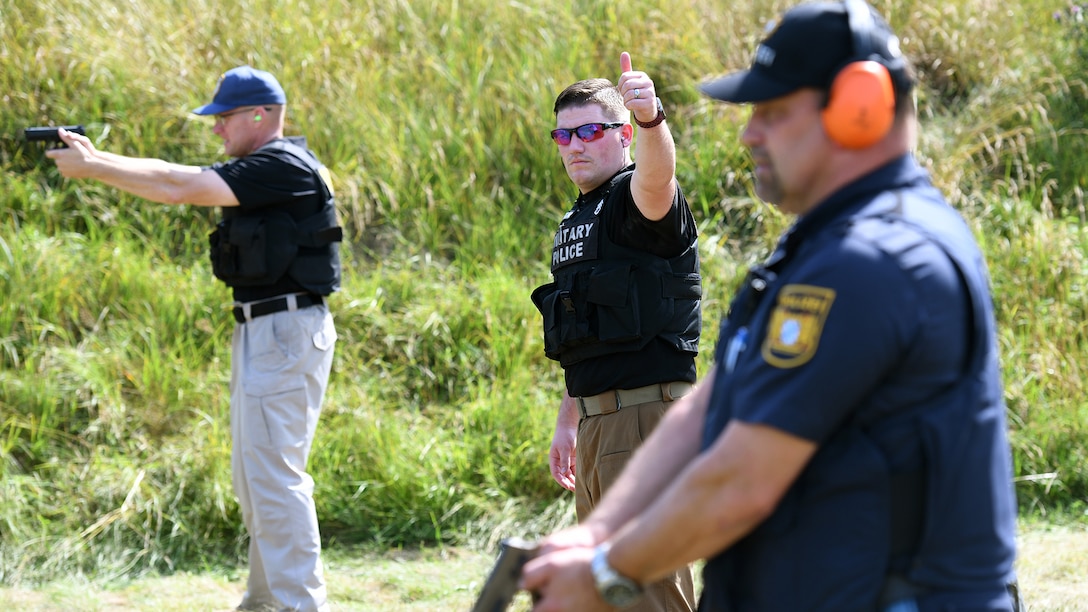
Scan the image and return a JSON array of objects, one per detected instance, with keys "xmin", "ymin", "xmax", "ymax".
[{"xmin": 1, "ymin": 0, "xmax": 1086, "ymax": 589}]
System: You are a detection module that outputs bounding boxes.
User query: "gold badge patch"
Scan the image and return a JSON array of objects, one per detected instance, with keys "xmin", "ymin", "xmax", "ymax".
[{"xmin": 761, "ymin": 284, "xmax": 836, "ymax": 368}]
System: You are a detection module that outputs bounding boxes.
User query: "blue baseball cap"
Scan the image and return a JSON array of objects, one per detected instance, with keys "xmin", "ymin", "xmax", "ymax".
[{"xmin": 191, "ymin": 65, "xmax": 286, "ymax": 115}]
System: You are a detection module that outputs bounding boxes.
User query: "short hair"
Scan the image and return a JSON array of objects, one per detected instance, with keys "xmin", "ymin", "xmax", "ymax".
[{"xmin": 553, "ymin": 78, "xmax": 629, "ymax": 121}]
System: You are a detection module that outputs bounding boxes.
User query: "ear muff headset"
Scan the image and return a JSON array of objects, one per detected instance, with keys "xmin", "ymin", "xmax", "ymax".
[{"xmin": 821, "ymin": 0, "xmax": 896, "ymax": 149}]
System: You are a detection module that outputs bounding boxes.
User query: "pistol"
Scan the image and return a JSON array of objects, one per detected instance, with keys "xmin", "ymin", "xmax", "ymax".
[
  {"xmin": 471, "ymin": 537, "xmax": 540, "ymax": 612},
  {"xmin": 23, "ymin": 125, "xmax": 86, "ymax": 147}
]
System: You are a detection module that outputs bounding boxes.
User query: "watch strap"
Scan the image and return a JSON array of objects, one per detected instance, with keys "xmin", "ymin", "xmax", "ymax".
[{"xmin": 634, "ymin": 97, "xmax": 667, "ymax": 129}]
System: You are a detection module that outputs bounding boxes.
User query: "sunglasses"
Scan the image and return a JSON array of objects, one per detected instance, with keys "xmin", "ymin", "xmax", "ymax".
[
  {"xmin": 550, "ymin": 122, "xmax": 626, "ymax": 146},
  {"xmin": 214, "ymin": 106, "xmax": 269, "ymax": 126}
]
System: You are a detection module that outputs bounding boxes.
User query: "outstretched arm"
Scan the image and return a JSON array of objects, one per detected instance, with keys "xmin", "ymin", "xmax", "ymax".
[
  {"xmin": 605, "ymin": 418, "xmax": 816, "ymax": 583},
  {"xmin": 46, "ymin": 128, "xmax": 239, "ymax": 207}
]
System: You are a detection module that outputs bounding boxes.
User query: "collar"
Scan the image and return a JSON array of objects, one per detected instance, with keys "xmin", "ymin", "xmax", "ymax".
[{"xmin": 789, "ymin": 154, "xmax": 928, "ymax": 244}]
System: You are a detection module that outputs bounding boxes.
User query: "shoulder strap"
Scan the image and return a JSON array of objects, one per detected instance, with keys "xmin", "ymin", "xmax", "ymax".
[
  {"xmin": 259, "ymin": 139, "xmax": 334, "ymax": 200},
  {"xmin": 258, "ymin": 139, "xmax": 343, "ymax": 245}
]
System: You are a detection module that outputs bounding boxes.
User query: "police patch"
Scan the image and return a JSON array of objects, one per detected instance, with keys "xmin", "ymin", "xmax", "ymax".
[{"xmin": 761, "ymin": 284, "xmax": 836, "ymax": 368}]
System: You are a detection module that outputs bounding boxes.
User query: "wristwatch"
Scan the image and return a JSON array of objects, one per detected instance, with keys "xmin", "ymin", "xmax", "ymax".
[
  {"xmin": 634, "ymin": 97, "xmax": 667, "ymax": 129},
  {"xmin": 591, "ymin": 542, "xmax": 644, "ymax": 608}
]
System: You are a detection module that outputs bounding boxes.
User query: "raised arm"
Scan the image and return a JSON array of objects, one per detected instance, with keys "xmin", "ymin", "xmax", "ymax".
[{"xmin": 617, "ymin": 51, "xmax": 677, "ymax": 222}]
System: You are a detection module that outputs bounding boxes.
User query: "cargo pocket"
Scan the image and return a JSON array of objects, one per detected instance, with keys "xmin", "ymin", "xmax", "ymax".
[{"xmin": 312, "ymin": 312, "xmax": 337, "ymax": 352}]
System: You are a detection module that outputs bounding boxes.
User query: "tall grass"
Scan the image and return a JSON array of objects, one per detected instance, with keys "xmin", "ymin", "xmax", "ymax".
[{"xmin": 1, "ymin": 0, "xmax": 1086, "ymax": 586}]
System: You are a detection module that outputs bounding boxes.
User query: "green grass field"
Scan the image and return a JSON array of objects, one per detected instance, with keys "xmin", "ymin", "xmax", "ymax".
[{"xmin": 2, "ymin": 0, "xmax": 1087, "ymax": 601}]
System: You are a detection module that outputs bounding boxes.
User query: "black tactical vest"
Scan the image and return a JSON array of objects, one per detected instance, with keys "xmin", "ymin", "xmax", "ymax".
[
  {"xmin": 208, "ymin": 140, "xmax": 343, "ymax": 294},
  {"xmin": 531, "ymin": 171, "xmax": 701, "ymax": 367}
]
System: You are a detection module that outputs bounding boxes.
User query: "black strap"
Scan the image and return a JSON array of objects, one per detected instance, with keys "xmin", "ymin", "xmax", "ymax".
[{"xmin": 294, "ymin": 225, "xmax": 344, "ymax": 247}]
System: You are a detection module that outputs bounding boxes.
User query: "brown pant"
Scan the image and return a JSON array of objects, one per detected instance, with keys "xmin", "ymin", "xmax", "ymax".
[{"xmin": 575, "ymin": 398, "xmax": 696, "ymax": 612}]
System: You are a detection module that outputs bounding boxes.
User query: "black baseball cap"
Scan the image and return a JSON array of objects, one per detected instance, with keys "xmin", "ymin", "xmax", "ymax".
[{"xmin": 700, "ymin": 0, "xmax": 912, "ymax": 104}]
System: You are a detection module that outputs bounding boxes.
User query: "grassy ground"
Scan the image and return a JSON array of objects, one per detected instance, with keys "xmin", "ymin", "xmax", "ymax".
[
  {"xmin": 4, "ymin": 0, "xmax": 1088, "ymax": 606},
  {"xmin": 1015, "ymin": 523, "xmax": 1088, "ymax": 611},
  {"xmin": 4, "ymin": 0, "xmax": 1088, "ymax": 582},
  {"xmin": 1, "ymin": 522, "xmax": 1084, "ymax": 611}
]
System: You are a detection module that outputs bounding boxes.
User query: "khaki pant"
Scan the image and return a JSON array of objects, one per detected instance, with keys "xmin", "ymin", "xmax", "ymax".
[
  {"xmin": 231, "ymin": 304, "xmax": 336, "ymax": 612},
  {"xmin": 576, "ymin": 398, "xmax": 696, "ymax": 612}
]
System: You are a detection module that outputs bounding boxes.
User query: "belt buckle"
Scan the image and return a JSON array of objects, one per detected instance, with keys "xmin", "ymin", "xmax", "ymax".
[{"xmin": 595, "ymin": 391, "xmax": 620, "ymax": 415}]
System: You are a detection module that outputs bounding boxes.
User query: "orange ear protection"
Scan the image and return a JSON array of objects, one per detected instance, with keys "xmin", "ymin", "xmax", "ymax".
[{"xmin": 821, "ymin": 0, "xmax": 896, "ymax": 149}]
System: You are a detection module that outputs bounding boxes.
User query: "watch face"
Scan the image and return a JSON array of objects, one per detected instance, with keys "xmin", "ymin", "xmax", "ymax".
[
  {"xmin": 592, "ymin": 543, "xmax": 644, "ymax": 607},
  {"xmin": 603, "ymin": 581, "xmax": 641, "ymax": 607}
]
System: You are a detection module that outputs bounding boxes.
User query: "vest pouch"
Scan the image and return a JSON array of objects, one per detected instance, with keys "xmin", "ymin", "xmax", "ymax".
[
  {"xmin": 209, "ymin": 221, "xmax": 229, "ymax": 276},
  {"xmin": 669, "ymin": 274, "xmax": 702, "ymax": 356},
  {"xmin": 534, "ymin": 263, "xmax": 680, "ymax": 366},
  {"xmin": 209, "ymin": 217, "xmax": 264, "ymax": 284},
  {"xmin": 532, "ymin": 280, "xmax": 594, "ymax": 362},
  {"xmin": 586, "ymin": 264, "xmax": 641, "ymax": 344},
  {"xmin": 531, "ymin": 281, "xmax": 562, "ymax": 361},
  {"xmin": 208, "ymin": 214, "xmax": 298, "ymax": 287}
]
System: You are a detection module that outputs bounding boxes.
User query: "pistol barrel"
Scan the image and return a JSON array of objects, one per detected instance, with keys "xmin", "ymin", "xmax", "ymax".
[{"xmin": 23, "ymin": 125, "xmax": 86, "ymax": 143}]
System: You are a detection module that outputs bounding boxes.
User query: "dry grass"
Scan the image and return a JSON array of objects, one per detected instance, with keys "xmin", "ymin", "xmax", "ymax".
[{"xmin": 1016, "ymin": 524, "xmax": 1088, "ymax": 611}]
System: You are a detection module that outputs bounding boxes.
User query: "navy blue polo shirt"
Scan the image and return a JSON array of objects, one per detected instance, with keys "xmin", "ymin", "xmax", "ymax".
[
  {"xmin": 700, "ymin": 155, "xmax": 1018, "ymax": 610},
  {"xmin": 714, "ymin": 159, "xmax": 967, "ymax": 445}
]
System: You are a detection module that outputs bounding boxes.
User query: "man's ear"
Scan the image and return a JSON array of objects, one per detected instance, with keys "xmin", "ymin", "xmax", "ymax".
[{"xmin": 622, "ymin": 123, "xmax": 634, "ymax": 146}]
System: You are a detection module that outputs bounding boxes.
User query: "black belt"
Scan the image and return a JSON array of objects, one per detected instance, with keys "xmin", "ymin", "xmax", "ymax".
[{"xmin": 233, "ymin": 293, "xmax": 324, "ymax": 323}]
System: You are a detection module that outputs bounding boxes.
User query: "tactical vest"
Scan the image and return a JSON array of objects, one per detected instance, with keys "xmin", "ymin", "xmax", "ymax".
[
  {"xmin": 208, "ymin": 140, "xmax": 343, "ymax": 294},
  {"xmin": 700, "ymin": 189, "xmax": 1017, "ymax": 610},
  {"xmin": 531, "ymin": 171, "xmax": 701, "ymax": 367}
]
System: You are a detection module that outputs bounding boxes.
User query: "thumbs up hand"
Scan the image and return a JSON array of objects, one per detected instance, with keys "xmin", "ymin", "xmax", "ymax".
[{"xmin": 618, "ymin": 51, "xmax": 656, "ymax": 124}]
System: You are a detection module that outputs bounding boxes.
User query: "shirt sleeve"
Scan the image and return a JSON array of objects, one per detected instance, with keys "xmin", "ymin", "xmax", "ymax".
[
  {"xmin": 609, "ymin": 176, "xmax": 697, "ymax": 259},
  {"xmin": 212, "ymin": 149, "xmax": 316, "ymax": 210}
]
